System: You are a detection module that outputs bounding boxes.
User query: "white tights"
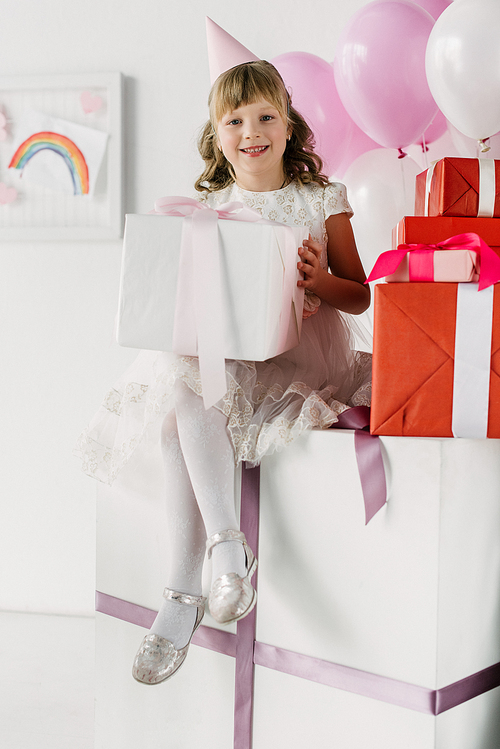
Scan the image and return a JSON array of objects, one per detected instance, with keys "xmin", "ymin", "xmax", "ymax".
[{"xmin": 149, "ymin": 381, "xmax": 246, "ymax": 647}]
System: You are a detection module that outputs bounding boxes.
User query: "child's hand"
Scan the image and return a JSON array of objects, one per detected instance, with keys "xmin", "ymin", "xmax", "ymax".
[
  {"xmin": 302, "ymin": 305, "xmax": 319, "ymax": 319},
  {"xmin": 297, "ymin": 236, "xmax": 324, "ymax": 292}
]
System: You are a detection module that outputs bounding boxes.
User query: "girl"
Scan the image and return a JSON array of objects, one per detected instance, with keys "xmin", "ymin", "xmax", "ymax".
[{"xmin": 76, "ymin": 60, "xmax": 371, "ymax": 685}]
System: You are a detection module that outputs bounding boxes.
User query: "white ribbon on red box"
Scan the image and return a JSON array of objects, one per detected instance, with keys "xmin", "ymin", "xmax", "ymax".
[
  {"xmin": 424, "ymin": 159, "xmax": 497, "ymax": 218},
  {"xmin": 478, "ymin": 160, "xmax": 497, "ymax": 217},
  {"xmin": 452, "ymin": 282, "xmax": 494, "ymax": 439}
]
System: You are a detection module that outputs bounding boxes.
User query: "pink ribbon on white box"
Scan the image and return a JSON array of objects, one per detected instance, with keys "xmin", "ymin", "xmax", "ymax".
[{"xmin": 153, "ymin": 196, "xmax": 300, "ymax": 409}]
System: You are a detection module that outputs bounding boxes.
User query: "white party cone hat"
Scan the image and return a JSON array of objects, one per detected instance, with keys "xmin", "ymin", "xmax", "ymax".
[{"xmin": 206, "ymin": 17, "xmax": 259, "ymax": 85}]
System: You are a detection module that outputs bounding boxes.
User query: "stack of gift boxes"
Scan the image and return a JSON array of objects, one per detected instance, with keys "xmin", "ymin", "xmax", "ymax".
[
  {"xmin": 370, "ymin": 157, "xmax": 500, "ymax": 438},
  {"xmin": 95, "ymin": 166, "xmax": 500, "ymax": 749}
]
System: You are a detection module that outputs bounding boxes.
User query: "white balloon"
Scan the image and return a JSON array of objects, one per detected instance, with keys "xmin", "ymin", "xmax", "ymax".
[
  {"xmin": 447, "ymin": 121, "xmax": 500, "ymax": 159},
  {"xmin": 426, "ymin": 0, "xmax": 500, "ymax": 141},
  {"xmin": 343, "ymin": 149, "xmax": 421, "ymax": 274}
]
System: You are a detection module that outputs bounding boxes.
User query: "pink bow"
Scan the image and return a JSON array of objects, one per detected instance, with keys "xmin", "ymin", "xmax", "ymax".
[
  {"xmin": 366, "ymin": 233, "xmax": 500, "ymax": 291},
  {"xmin": 154, "ymin": 195, "xmax": 266, "ymax": 223}
]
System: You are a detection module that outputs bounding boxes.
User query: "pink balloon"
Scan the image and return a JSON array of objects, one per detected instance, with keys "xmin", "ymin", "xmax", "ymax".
[
  {"xmin": 411, "ymin": 0, "xmax": 451, "ymax": 21},
  {"xmin": 271, "ymin": 51, "xmax": 353, "ymax": 176},
  {"xmin": 333, "ymin": 0, "xmax": 438, "ymax": 150},
  {"xmin": 334, "ymin": 120, "xmax": 380, "ymax": 178},
  {"xmin": 416, "ymin": 108, "xmax": 448, "ymax": 149}
]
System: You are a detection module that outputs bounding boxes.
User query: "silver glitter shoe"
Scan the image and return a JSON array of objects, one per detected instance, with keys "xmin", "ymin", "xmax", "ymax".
[
  {"xmin": 207, "ymin": 530, "xmax": 257, "ymax": 625},
  {"xmin": 132, "ymin": 589, "xmax": 206, "ymax": 685}
]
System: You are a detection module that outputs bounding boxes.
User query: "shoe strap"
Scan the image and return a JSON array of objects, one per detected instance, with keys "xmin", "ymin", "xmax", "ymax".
[
  {"xmin": 206, "ymin": 529, "xmax": 257, "ymax": 578},
  {"xmin": 162, "ymin": 588, "xmax": 206, "ymax": 607},
  {"xmin": 206, "ymin": 529, "xmax": 247, "ymax": 559}
]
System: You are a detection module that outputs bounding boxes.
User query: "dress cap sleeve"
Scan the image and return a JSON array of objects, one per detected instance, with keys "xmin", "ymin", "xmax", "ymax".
[{"xmin": 323, "ymin": 181, "xmax": 353, "ymax": 220}]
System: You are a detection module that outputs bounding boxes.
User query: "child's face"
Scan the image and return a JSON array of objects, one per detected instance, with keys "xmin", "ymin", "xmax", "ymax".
[{"xmin": 216, "ymin": 98, "xmax": 289, "ymax": 190}]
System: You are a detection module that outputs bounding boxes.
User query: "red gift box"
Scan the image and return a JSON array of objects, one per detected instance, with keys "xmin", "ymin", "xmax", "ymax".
[
  {"xmin": 392, "ymin": 216, "xmax": 500, "ymax": 254},
  {"xmin": 415, "ymin": 158, "xmax": 500, "ymax": 218},
  {"xmin": 370, "ymin": 283, "xmax": 500, "ymax": 438}
]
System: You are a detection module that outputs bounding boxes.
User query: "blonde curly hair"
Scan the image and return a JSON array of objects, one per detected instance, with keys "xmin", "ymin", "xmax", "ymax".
[{"xmin": 195, "ymin": 60, "xmax": 329, "ymax": 193}]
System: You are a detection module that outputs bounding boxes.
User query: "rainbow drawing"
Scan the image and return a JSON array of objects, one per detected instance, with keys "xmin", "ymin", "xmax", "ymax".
[{"xmin": 9, "ymin": 131, "xmax": 90, "ymax": 195}]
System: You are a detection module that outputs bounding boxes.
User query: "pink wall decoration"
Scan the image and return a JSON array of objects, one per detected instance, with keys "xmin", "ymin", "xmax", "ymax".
[
  {"xmin": 0, "ymin": 182, "xmax": 17, "ymax": 204},
  {"xmin": 80, "ymin": 91, "xmax": 103, "ymax": 114}
]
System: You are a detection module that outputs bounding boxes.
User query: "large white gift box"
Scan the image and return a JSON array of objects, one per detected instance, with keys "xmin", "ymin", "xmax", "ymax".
[
  {"xmin": 117, "ymin": 209, "xmax": 307, "ymax": 361},
  {"xmin": 95, "ymin": 431, "xmax": 500, "ymax": 749}
]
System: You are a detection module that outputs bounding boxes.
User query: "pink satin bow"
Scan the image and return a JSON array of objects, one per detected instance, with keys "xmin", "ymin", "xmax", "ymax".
[
  {"xmin": 154, "ymin": 195, "xmax": 266, "ymax": 223},
  {"xmin": 366, "ymin": 233, "xmax": 500, "ymax": 291}
]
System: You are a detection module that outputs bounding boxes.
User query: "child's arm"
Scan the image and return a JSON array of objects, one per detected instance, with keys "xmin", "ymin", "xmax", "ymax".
[{"xmin": 297, "ymin": 213, "xmax": 370, "ymax": 315}]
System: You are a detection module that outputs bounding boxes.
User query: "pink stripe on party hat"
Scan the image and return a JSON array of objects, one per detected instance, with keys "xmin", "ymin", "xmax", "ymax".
[{"xmin": 206, "ymin": 17, "xmax": 259, "ymax": 85}]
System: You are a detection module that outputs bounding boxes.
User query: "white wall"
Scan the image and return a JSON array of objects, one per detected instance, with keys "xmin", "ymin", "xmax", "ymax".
[{"xmin": 0, "ymin": 0, "xmax": 382, "ymax": 615}]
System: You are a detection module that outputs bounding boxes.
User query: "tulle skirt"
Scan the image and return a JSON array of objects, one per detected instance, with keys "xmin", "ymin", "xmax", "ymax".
[{"xmin": 75, "ymin": 303, "xmax": 372, "ymax": 485}]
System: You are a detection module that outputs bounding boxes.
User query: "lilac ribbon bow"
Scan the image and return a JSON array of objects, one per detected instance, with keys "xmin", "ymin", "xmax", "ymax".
[{"xmin": 332, "ymin": 406, "xmax": 387, "ymax": 524}]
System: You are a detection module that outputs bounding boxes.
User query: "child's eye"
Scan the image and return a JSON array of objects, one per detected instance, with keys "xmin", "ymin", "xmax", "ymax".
[
  {"xmin": 261, "ymin": 115, "xmax": 274, "ymax": 121},
  {"xmin": 227, "ymin": 119, "xmax": 241, "ymax": 126}
]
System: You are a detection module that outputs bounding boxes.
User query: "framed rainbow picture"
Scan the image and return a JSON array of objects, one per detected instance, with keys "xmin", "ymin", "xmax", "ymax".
[
  {"xmin": 0, "ymin": 72, "xmax": 123, "ymax": 240},
  {"xmin": 9, "ymin": 129, "xmax": 92, "ymax": 197}
]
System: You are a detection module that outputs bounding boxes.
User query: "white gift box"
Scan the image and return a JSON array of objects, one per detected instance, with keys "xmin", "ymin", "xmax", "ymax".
[
  {"xmin": 117, "ymin": 213, "xmax": 307, "ymax": 361},
  {"xmin": 95, "ymin": 432, "xmax": 500, "ymax": 748}
]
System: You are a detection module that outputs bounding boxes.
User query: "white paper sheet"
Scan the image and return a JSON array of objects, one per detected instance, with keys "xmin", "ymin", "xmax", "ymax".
[{"xmin": 8, "ymin": 109, "xmax": 108, "ymax": 196}]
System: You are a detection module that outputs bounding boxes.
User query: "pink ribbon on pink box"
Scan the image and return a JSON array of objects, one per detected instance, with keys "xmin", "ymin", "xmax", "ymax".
[
  {"xmin": 366, "ymin": 232, "xmax": 500, "ymax": 290},
  {"xmin": 153, "ymin": 196, "xmax": 300, "ymax": 409}
]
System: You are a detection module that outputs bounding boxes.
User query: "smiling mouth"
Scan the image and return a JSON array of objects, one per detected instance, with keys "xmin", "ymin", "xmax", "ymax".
[{"xmin": 240, "ymin": 145, "xmax": 269, "ymax": 154}]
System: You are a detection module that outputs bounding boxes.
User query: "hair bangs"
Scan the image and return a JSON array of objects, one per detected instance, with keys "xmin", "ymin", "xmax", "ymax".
[{"xmin": 209, "ymin": 61, "xmax": 288, "ymax": 126}]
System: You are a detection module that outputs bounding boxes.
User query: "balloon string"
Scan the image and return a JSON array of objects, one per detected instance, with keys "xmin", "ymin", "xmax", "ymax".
[
  {"xmin": 400, "ymin": 153, "xmax": 407, "ymax": 210},
  {"xmin": 422, "ymin": 132, "xmax": 429, "ymax": 170}
]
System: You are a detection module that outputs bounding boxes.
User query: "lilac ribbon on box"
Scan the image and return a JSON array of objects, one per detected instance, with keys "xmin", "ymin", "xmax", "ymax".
[
  {"xmin": 332, "ymin": 406, "xmax": 387, "ymax": 525},
  {"xmin": 153, "ymin": 196, "xmax": 299, "ymax": 409},
  {"xmin": 96, "ymin": 458, "xmax": 500, "ymax": 749}
]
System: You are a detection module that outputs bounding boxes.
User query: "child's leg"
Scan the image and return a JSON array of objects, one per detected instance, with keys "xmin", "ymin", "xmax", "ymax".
[
  {"xmin": 174, "ymin": 380, "xmax": 246, "ymax": 582},
  {"xmin": 148, "ymin": 410, "xmax": 207, "ymax": 649}
]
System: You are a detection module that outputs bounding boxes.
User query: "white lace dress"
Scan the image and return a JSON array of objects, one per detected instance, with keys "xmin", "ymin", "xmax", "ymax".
[{"xmin": 76, "ymin": 180, "xmax": 371, "ymax": 485}]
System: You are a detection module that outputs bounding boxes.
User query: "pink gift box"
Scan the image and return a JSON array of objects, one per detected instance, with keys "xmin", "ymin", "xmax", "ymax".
[{"xmin": 385, "ymin": 248, "xmax": 479, "ymax": 283}]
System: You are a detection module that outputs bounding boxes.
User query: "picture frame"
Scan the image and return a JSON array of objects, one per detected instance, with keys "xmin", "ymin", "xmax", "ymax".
[{"xmin": 0, "ymin": 71, "xmax": 124, "ymax": 241}]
